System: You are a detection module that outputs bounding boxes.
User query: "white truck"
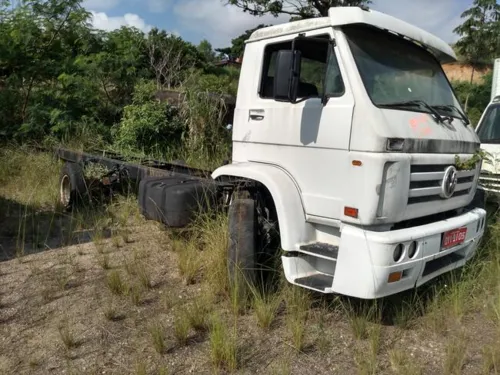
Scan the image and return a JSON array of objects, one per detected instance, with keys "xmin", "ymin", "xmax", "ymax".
[
  {"xmin": 58, "ymin": 6, "xmax": 487, "ymax": 300},
  {"xmin": 475, "ymin": 58, "xmax": 500, "ymax": 192},
  {"xmin": 212, "ymin": 6, "xmax": 486, "ymax": 299}
]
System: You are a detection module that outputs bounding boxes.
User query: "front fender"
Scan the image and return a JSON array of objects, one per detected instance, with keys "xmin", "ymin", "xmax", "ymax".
[{"xmin": 212, "ymin": 162, "xmax": 313, "ymax": 251}]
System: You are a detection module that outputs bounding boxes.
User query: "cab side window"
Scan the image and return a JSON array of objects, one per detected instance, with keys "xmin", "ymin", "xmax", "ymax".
[{"xmin": 259, "ymin": 35, "xmax": 345, "ymax": 100}]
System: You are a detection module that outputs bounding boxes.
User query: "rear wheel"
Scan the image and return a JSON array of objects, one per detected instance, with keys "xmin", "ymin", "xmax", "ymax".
[{"xmin": 59, "ymin": 162, "xmax": 88, "ymax": 210}]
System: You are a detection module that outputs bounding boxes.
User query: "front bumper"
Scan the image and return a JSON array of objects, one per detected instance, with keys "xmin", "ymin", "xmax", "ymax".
[{"xmin": 332, "ymin": 207, "xmax": 487, "ymax": 299}]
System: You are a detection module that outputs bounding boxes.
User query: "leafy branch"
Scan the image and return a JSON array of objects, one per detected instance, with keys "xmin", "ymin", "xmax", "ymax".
[{"xmin": 454, "ymin": 149, "xmax": 488, "ymax": 170}]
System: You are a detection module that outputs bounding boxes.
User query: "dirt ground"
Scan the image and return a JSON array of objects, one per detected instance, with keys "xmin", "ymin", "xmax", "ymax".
[{"xmin": 1, "ymin": 192, "xmax": 500, "ymax": 375}]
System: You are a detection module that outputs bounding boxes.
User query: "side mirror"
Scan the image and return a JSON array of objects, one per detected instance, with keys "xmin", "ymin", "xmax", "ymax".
[{"xmin": 274, "ymin": 49, "xmax": 301, "ymax": 103}]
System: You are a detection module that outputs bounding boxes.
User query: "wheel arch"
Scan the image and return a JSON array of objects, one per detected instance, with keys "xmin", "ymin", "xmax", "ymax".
[{"xmin": 212, "ymin": 162, "xmax": 313, "ymax": 250}]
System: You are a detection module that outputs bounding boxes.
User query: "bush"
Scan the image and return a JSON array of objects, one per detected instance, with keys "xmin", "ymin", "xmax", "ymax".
[
  {"xmin": 114, "ymin": 80, "xmax": 184, "ymax": 154},
  {"xmin": 451, "ymin": 71, "xmax": 492, "ymax": 127}
]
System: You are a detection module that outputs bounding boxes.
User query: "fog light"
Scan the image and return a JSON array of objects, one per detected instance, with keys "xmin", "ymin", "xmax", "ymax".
[
  {"xmin": 393, "ymin": 244, "xmax": 404, "ymax": 262},
  {"xmin": 408, "ymin": 241, "xmax": 417, "ymax": 259}
]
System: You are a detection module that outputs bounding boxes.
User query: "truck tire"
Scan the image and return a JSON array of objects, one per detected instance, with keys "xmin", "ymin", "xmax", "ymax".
[
  {"xmin": 227, "ymin": 191, "xmax": 280, "ymax": 291},
  {"xmin": 59, "ymin": 162, "xmax": 88, "ymax": 210},
  {"xmin": 228, "ymin": 198, "xmax": 257, "ymax": 288}
]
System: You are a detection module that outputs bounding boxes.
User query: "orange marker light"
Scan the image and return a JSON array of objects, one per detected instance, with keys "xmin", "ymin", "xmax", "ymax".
[
  {"xmin": 344, "ymin": 207, "xmax": 359, "ymax": 218},
  {"xmin": 352, "ymin": 160, "xmax": 363, "ymax": 166},
  {"xmin": 388, "ymin": 272, "xmax": 402, "ymax": 283}
]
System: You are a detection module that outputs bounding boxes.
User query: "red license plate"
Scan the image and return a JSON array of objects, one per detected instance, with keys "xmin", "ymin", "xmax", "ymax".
[{"xmin": 441, "ymin": 227, "xmax": 467, "ymax": 250}]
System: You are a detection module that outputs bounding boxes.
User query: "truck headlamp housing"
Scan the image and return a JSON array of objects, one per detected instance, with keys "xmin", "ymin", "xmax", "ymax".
[{"xmin": 386, "ymin": 138, "xmax": 405, "ymax": 152}]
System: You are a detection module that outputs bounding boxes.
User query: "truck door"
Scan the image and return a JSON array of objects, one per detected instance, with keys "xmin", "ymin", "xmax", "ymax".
[{"xmin": 234, "ymin": 29, "xmax": 355, "ymax": 220}]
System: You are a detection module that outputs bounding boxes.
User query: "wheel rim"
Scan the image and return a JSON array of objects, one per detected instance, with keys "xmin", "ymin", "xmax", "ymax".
[{"xmin": 60, "ymin": 175, "xmax": 71, "ymax": 207}]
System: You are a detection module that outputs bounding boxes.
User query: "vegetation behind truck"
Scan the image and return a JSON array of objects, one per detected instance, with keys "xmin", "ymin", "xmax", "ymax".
[{"xmin": 58, "ymin": 7, "xmax": 487, "ymax": 300}]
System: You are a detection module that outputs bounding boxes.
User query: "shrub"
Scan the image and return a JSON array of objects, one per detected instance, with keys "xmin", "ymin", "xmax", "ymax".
[{"xmin": 114, "ymin": 80, "xmax": 184, "ymax": 154}]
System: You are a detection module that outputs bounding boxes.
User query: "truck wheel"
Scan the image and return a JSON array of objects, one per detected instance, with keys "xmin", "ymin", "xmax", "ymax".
[
  {"xmin": 228, "ymin": 198, "xmax": 257, "ymax": 288},
  {"xmin": 227, "ymin": 193, "xmax": 280, "ymax": 290},
  {"xmin": 59, "ymin": 162, "xmax": 88, "ymax": 210}
]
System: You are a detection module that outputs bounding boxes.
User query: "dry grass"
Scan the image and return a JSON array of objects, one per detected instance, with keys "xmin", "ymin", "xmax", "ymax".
[
  {"xmin": 251, "ymin": 286, "xmax": 282, "ymax": 330},
  {"xmin": 389, "ymin": 349, "xmax": 422, "ymax": 375},
  {"xmin": 186, "ymin": 294, "xmax": 212, "ymax": 332},
  {"xmin": 283, "ymin": 286, "xmax": 310, "ymax": 351},
  {"xmin": 58, "ymin": 319, "xmax": 78, "ymax": 350},
  {"xmin": 106, "ymin": 270, "xmax": 128, "ymax": 295},
  {"xmin": 208, "ymin": 313, "xmax": 238, "ymax": 371},
  {"xmin": 149, "ymin": 321, "xmax": 167, "ymax": 354},
  {"xmin": 3, "ymin": 148, "xmax": 500, "ymax": 375},
  {"xmin": 443, "ymin": 333, "xmax": 468, "ymax": 375},
  {"xmin": 173, "ymin": 310, "xmax": 191, "ymax": 346},
  {"xmin": 177, "ymin": 242, "xmax": 202, "ymax": 285}
]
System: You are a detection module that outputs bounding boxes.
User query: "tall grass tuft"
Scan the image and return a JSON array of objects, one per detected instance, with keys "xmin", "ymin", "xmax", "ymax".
[
  {"xmin": 149, "ymin": 321, "xmax": 167, "ymax": 354},
  {"xmin": 443, "ymin": 333, "xmax": 467, "ymax": 375},
  {"xmin": 284, "ymin": 286, "xmax": 310, "ymax": 351},
  {"xmin": 251, "ymin": 285, "xmax": 282, "ymax": 330},
  {"xmin": 208, "ymin": 313, "xmax": 237, "ymax": 371}
]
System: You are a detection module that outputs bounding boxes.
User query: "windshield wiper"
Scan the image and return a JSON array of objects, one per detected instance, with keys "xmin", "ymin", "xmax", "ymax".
[
  {"xmin": 432, "ymin": 104, "xmax": 470, "ymax": 126},
  {"xmin": 379, "ymin": 100, "xmax": 444, "ymax": 124}
]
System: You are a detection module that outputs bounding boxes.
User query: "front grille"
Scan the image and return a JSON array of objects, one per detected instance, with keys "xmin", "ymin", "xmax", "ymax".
[{"xmin": 407, "ymin": 164, "xmax": 476, "ymax": 205}]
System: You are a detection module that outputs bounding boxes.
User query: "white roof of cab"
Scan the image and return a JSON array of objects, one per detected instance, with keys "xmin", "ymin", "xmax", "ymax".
[{"xmin": 247, "ymin": 7, "xmax": 456, "ymax": 63}]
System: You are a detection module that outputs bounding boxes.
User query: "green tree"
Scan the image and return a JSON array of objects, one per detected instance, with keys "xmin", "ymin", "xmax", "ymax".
[
  {"xmin": 453, "ymin": 0, "xmax": 500, "ymax": 110},
  {"xmin": 146, "ymin": 28, "xmax": 203, "ymax": 89},
  {"xmin": 198, "ymin": 39, "xmax": 216, "ymax": 63},
  {"xmin": 216, "ymin": 24, "xmax": 269, "ymax": 58},
  {"xmin": 224, "ymin": 0, "xmax": 371, "ymax": 19}
]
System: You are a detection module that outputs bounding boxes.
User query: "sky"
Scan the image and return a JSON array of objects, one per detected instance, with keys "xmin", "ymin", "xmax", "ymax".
[{"xmin": 83, "ymin": 0, "xmax": 474, "ymax": 49}]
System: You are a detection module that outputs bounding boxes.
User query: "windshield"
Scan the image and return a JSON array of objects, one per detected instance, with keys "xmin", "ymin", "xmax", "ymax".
[
  {"xmin": 477, "ymin": 104, "xmax": 500, "ymax": 143},
  {"xmin": 342, "ymin": 25, "xmax": 461, "ymax": 115}
]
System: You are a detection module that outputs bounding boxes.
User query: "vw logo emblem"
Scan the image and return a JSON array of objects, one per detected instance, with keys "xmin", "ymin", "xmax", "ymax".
[{"xmin": 440, "ymin": 166, "xmax": 458, "ymax": 199}]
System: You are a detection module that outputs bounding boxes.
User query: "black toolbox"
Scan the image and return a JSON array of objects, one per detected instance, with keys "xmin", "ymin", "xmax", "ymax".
[{"xmin": 138, "ymin": 175, "xmax": 219, "ymax": 227}]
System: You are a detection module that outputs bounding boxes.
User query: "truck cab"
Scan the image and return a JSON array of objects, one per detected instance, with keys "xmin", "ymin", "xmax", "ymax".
[
  {"xmin": 213, "ymin": 7, "xmax": 486, "ymax": 299},
  {"xmin": 476, "ymin": 59, "xmax": 500, "ymax": 192}
]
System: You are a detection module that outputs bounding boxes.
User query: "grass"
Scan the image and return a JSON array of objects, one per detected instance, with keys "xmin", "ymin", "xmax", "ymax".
[
  {"xmin": 443, "ymin": 333, "xmax": 468, "ymax": 375},
  {"xmin": 135, "ymin": 261, "xmax": 153, "ymax": 289},
  {"xmin": 129, "ymin": 283, "xmax": 143, "ymax": 305},
  {"xmin": 283, "ymin": 286, "xmax": 310, "ymax": 351},
  {"xmin": 482, "ymin": 342, "xmax": 500, "ymax": 374},
  {"xmin": 58, "ymin": 319, "xmax": 78, "ymax": 350},
  {"xmin": 177, "ymin": 242, "xmax": 201, "ymax": 285},
  {"xmin": 5, "ymin": 147, "xmax": 500, "ymax": 374},
  {"xmin": 106, "ymin": 270, "xmax": 128, "ymax": 295},
  {"xmin": 97, "ymin": 253, "xmax": 111, "ymax": 269},
  {"xmin": 389, "ymin": 349, "xmax": 422, "ymax": 375},
  {"xmin": 104, "ymin": 302, "xmax": 125, "ymax": 321},
  {"xmin": 208, "ymin": 313, "xmax": 238, "ymax": 371},
  {"xmin": 251, "ymin": 286, "xmax": 282, "ymax": 330},
  {"xmin": 0, "ymin": 146, "xmax": 60, "ymax": 209},
  {"xmin": 149, "ymin": 321, "xmax": 167, "ymax": 354},
  {"xmin": 173, "ymin": 311, "xmax": 191, "ymax": 346},
  {"xmin": 186, "ymin": 294, "xmax": 212, "ymax": 332}
]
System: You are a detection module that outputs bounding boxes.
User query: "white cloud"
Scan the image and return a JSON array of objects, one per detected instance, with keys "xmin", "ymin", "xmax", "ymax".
[
  {"xmin": 82, "ymin": 0, "xmax": 120, "ymax": 11},
  {"xmin": 173, "ymin": 0, "xmax": 288, "ymax": 48},
  {"xmin": 90, "ymin": 11, "xmax": 153, "ymax": 33}
]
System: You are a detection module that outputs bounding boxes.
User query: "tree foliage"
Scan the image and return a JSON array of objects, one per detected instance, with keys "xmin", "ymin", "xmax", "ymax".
[
  {"xmin": 0, "ymin": 0, "xmax": 232, "ymax": 158},
  {"xmin": 453, "ymin": 0, "xmax": 500, "ymax": 66},
  {"xmin": 224, "ymin": 0, "xmax": 371, "ymax": 19},
  {"xmin": 216, "ymin": 24, "xmax": 269, "ymax": 58}
]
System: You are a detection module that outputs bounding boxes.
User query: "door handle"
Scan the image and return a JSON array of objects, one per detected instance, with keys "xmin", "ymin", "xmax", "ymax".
[{"xmin": 249, "ymin": 109, "xmax": 265, "ymax": 121}]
